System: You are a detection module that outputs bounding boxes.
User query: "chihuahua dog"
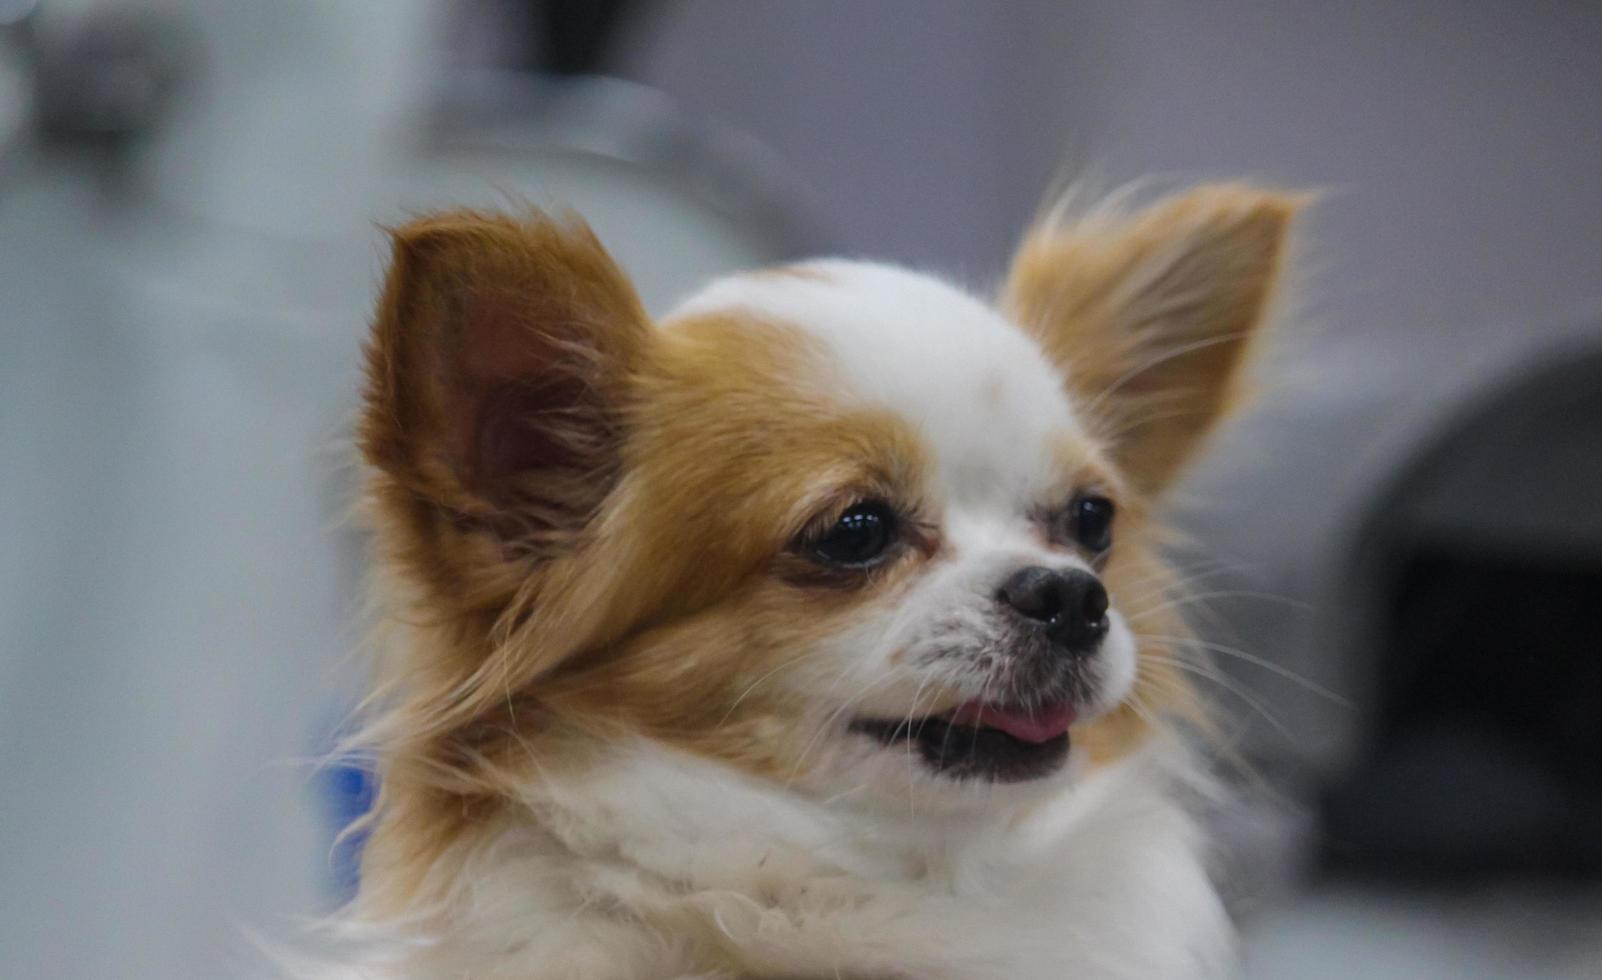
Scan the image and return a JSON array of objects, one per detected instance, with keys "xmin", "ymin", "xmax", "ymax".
[{"xmin": 328, "ymin": 183, "xmax": 1298, "ymax": 979}]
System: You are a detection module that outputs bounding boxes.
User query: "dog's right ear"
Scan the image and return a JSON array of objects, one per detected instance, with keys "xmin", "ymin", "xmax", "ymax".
[{"xmin": 359, "ymin": 210, "xmax": 650, "ymax": 599}]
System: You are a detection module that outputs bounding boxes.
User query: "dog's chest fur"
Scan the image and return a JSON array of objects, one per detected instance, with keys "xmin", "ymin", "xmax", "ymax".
[{"xmin": 341, "ymin": 741, "xmax": 1232, "ymax": 980}]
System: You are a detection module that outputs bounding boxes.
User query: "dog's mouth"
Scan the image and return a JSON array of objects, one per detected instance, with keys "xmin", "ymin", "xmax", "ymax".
[{"xmin": 849, "ymin": 699, "xmax": 1076, "ymax": 782}]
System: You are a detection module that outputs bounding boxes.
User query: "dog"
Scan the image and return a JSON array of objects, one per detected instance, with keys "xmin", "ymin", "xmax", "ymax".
[{"xmin": 328, "ymin": 183, "xmax": 1299, "ymax": 978}]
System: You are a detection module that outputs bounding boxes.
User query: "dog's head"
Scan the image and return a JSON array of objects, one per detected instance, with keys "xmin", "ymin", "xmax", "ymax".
[{"xmin": 358, "ymin": 186, "xmax": 1296, "ymax": 814}]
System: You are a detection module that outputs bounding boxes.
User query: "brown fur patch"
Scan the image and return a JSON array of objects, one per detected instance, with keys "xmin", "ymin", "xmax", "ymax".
[
  {"xmin": 535, "ymin": 309, "xmax": 939, "ymax": 778},
  {"xmin": 1001, "ymin": 184, "xmax": 1301, "ymax": 495}
]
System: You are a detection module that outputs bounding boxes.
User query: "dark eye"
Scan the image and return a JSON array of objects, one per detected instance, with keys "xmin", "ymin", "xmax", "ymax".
[
  {"xmin": 811, "ymin": 501, "xmax": 897, "ymax": 567},
  {"xmin": 1068, "ymin": 494, "xmax": 1115, "ymax": 553}
]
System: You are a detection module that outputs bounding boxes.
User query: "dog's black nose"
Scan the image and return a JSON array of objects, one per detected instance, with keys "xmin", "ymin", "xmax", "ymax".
[{"xmin": 997, "ymin": 566, "xmax": 1109, "ymax": 652}]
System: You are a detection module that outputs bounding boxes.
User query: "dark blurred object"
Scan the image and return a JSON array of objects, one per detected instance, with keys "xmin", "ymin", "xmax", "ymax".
[
  {"xmin": 451, "ymin": 0, "xmax": 651, "ymax": 76},
  {"xmin": 0, "ymin": 11, "xmax": 33, "ymax": 165},
  {"xmin": 532, "ymin": 0, "xmax": 643, "ymax": 75},
  {"xmin": 1325, "ymin": 340, "xmax": 1602, "ymax": 882},
  {"xmin": 34, "ymin": 7, "xmax": 190, "ymax": 146}
]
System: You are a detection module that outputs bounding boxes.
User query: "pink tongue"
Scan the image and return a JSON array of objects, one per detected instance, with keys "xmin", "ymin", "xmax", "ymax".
[{"xmin": 946, "ymin": 700, "xmax": 1077, "ymax": 744}]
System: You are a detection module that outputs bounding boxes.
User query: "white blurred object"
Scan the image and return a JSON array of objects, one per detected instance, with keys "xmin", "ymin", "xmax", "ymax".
[{"xmin": 138, "ymin": 0, "xmax": 437, "ymax": 238}]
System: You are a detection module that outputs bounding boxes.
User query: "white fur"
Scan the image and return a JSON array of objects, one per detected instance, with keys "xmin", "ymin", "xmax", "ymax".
[{"xmin": 316, "ymin": 739, "xmax": 1231, "ymax": 980}]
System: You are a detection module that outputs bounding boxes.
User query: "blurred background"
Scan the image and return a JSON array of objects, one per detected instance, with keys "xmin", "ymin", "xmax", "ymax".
[{"xmin": 2, "ymin": 1, "xmax": 1599, "ymax": 977}]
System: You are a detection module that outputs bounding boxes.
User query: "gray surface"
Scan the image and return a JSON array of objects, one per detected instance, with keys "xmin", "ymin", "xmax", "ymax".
[{"xmin": 1244, "ymin": 884, "xmax": 1602, "ymax": 980}]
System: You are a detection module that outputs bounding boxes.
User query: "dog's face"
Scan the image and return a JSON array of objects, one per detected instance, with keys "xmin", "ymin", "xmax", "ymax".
[
  {"xmin": 359, "ymin": 187, "xmax": 1296, "ymax": 813},
  {"xmin": 619, "ymin": 265, "xmax": 1140, "ymax": 796}
]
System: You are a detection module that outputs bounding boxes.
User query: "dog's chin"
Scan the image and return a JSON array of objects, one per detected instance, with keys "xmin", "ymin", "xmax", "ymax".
[{"xmin": 848, "ymin": 699, "xmax": 1077, "ymax": 783}]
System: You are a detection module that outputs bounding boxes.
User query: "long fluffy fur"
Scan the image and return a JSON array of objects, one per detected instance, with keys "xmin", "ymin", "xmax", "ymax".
[{"xmin": 304, "ymin": 184, "xmax": 1300, "ymax": 979}]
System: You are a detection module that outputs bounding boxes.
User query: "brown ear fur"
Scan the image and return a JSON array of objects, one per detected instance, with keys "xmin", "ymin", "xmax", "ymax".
[
  {"xmin": 352, "ymin": 211, "xmax": 655, "ymax": 909},
  {"xmin": 1001, "ymin": 184, "xmax": 1300, "ymax": 496},
  {"xmin": 360, "ymin": 208, "xmax": 649, "ymax": 601},
  {"xmin": 356, "ymin": 210, "xmax": 653, "ymax": 734}
]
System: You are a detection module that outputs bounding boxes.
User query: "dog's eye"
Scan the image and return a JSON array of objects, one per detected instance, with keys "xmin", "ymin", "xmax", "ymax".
[
  {"xmin": 811, "ymin": 501, "xmax": 897, "ymax": 567},
  {"xmin": 1067, "ymin": 494, "xmax": 1115, "ymax": 553}
]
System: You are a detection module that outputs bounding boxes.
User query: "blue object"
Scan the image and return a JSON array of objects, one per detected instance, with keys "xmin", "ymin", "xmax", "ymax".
[{"xmin": 317, "ymin": 749, "xmax": 377, "ymax": 902}]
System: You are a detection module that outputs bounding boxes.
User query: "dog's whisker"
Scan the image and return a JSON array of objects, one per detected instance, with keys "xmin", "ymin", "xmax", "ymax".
[
  {"xmin": 901, "ymin": 672, "xmax": 942, "ymax": 819},
  {"xmin": 1153, "ymin": 658, "xmax": 1299, "ymax": 742},
  {"xmin": 1125, "ymin": 589, "xmax": 1313, "ymax": 622},
  {"xmin": 717, "ymin": 651, "xmax": 821, "ymax": 728},
  {"xmin": 1116, "ymin": 560, "xmax": 1262, "ymax": 609},
  {"xmin": 783, "ymin": 670, "xmax": 908, "ymax": 788},
  {"xmin": 1137, "ymin": 632, "xmax": 1350, "ymax": 707}
]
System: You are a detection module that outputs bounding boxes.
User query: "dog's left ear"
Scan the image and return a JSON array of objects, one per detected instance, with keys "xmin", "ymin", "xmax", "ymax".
[{"xmin": 1002, "ymin": 184, "xmax": 1301, "ymax": 496}]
